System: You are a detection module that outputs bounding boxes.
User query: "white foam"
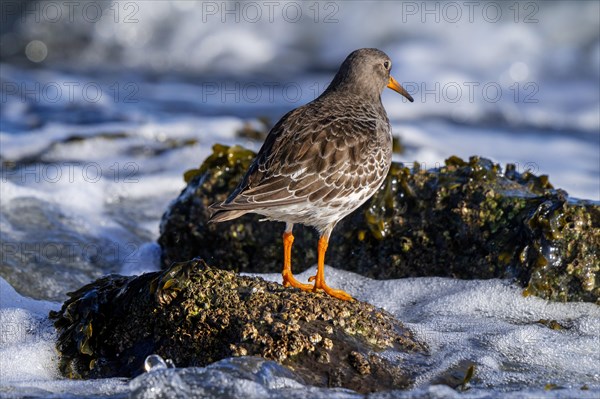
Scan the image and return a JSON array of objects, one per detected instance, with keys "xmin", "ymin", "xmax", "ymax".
[
  {"xmin": 1, "ymin": 262, "xmax": 599, "ymax": 397},
  {"xmin": 0, "ymin": 278, "xmax": 59, "ymax": 383},
  {"xmin": 119, "ymin": 242, "xmax": 162, "ymax": 276},
  {"xmin": 253, "ymin": 268, "xmax": 600, "ymax": 391}
]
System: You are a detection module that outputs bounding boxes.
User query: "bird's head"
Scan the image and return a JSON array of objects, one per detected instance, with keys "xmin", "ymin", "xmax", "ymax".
[{"xmin": 328, "ymin": 48, "xmax": 414, "ymax": 102}]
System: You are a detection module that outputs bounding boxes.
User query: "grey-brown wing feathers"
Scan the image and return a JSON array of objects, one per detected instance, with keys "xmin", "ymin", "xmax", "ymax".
[{"xmin": 208, "ymin": 100, "xmax": 389, "ymax": 223}]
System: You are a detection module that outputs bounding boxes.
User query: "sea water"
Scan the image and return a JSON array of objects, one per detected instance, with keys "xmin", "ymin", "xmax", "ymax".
[{"xmin": 1, "ymin": 1, "xmax": 598, "ymax": 397}]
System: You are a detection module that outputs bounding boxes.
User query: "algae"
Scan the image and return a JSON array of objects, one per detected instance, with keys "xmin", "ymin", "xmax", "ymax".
[
  {"xmin": 159, "ymin": 144, "xmax": 599, "ymax": 303},
  {"xmin": 50, "ymin": 258, "xmax": 426, "ymax": 392}
]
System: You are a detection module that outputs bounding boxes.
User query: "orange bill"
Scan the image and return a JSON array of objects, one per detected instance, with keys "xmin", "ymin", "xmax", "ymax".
[{"xmin": 387, "ymin": 76, "xmax": 414, "ymax": 102}]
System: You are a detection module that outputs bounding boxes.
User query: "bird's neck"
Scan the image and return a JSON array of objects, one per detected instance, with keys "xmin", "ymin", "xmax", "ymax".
[
  {"xmin": 314, "ymin": 88, "xmax": 386, "ymax": 118},
  {"xmin": 320, "ymin": 81, "xmax": 382, "ymax": 104}
]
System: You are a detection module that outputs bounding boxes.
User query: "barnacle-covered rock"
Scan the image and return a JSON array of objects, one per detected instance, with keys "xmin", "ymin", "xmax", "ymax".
[
  {"xmin": 50, "ymin": 258, "xmax": 425, "ymax": 392},
  {"xmin": 159, "ymin": 144, "xmax": 599, "ymax": 303}
]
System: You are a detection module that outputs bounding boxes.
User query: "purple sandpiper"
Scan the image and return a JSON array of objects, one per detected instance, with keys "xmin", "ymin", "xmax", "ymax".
[{"xmin": 209, "ymin": 48, "xmax": 413, "ymax": 300}]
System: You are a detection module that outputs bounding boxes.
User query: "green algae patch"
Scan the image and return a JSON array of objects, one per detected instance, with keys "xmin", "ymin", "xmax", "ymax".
[
  {"xmin": 50, "ymin": 259, "xmax": 425, "ymax": 392},
  {"xmin": 159, "ymin": 145, "xmax": 599, "ymax": 303}
]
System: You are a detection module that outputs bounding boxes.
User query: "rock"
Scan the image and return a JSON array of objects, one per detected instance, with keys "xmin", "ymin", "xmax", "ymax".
[
  {"xmin": 50, "ymin": 258, "xmax": 426, "ymax": 393},
  {"xmin": 158, "ymin": 144, "xmax": 599, "ymax": 303}
]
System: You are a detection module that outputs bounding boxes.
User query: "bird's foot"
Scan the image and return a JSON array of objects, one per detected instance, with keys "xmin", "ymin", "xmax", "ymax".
[
  {"xmin": 308, "ymin": 275, "xmax": 353, "ymax": 301},
  {"xmin": 282, "ymin": 271, "xmax": 313, "ymax": 291}
]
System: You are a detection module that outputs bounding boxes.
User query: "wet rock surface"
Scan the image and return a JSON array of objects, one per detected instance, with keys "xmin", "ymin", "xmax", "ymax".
[
  {"xmin": 159, "ymin": 145, "xmax": 599, "ymax": 303},
  {"xmin": 50, "ymin": 258, "xmax": 426, "ymax": 393}
]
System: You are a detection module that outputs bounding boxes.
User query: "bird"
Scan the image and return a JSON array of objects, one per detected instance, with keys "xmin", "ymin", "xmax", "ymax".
[{"xmin": 208, "ymin": 48, "xmax": 413, "ymax": 301}]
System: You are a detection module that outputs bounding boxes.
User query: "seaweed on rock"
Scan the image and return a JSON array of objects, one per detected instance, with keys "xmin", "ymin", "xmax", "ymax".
[
  {"xmin": 159, "ymin": 145, "xmax": 599, "ymax": 303},
  {"xmin": 50, "ymin": 258, "xmax": 426, "ymax": 393}
]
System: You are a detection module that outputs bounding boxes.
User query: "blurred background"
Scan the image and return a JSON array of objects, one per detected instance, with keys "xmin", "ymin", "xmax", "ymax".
[
  {"xmin": 0, "ymin": 1, "xmax": 599, "ymax": 299},
  {"xmin": 2, "ymin": 1, "xmax": 598, "ymax": 155},
  {"xmin": 2, "ymin": 1, "xmax": 598, "ymax": 124}
]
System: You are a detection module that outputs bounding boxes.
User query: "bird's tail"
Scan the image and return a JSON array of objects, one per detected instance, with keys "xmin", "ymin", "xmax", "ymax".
[{"xmin": 207, "ymin": 203, "xmax": 249, "ymax": 223}]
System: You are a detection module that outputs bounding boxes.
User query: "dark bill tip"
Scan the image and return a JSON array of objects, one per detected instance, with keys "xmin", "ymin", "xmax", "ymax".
[{"xmin": 387, "ymin": 76, "xmax": 414, "ymax": 102}]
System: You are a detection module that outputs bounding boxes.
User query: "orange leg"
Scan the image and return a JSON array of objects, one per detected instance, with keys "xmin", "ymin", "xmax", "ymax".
[
  {"xmin": 308, "ymin": 236, "xmax": 353, "ymax": 301},
  {"xmin": 281, "ymin": 232, "xmax": 312, "ymax": 291}
]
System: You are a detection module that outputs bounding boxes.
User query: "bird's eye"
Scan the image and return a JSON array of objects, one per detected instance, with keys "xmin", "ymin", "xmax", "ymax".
[{"xmin": 383, "ymin": 61, "xmax": 390, "ymax": 70}]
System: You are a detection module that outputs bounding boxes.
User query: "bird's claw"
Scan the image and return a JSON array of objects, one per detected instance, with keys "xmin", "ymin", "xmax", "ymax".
[
  {"xmin": 310, "ymin": 278, "xmax": 353, "ymax": 301},
  {"xmin": 282, "ymin": 272, "xmax": 313, "ymax": 291},
  {"xmin": 286, "ymin": 274, "xmax": 352, "ymax": 301}
]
